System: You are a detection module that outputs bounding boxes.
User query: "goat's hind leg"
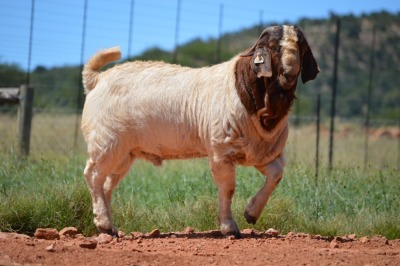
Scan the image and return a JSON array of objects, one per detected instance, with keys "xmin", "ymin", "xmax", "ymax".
[
  {"xmin": 84, "ymin": 158, "xmax": 117, "ymax": 235},
  {"xmin": 103, "ymin": 154, "xmax": 135, "ymax": 219}
]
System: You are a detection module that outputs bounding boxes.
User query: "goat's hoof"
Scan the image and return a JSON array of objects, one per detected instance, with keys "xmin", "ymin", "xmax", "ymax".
[
  {"xmin": 222, "ymin": 229, "xmax": 242, "ymax": 239},
  {"xmin": 229, "ymin": 230, "xmax": 242, "ymax": 239},
  {"xmin": 244, "ymin": 210, "xmax": 257, "ymax": 225},
  {"xmin": 220, "ymin": 221, "xmax": 241, "ymax": 239}
]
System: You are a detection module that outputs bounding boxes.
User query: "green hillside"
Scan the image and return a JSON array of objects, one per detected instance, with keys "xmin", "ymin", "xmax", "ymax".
[{"xmin": 1, "ymin": 11, "xmax": 399, "ymax": 120}]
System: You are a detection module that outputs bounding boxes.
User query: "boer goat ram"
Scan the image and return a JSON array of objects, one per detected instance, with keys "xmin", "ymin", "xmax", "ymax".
[{"xmin": 81, "ymin": 25, "xmax": 319, "ymax": 238}]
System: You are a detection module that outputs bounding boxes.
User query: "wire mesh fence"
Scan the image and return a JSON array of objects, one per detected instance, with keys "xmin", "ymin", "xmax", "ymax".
[{"xmin": 0, "ymin": 1, "xmax": 399, "ymax": 172}]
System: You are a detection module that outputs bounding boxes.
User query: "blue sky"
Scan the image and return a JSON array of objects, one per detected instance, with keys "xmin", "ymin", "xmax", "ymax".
[{"xmin": 0, "ymin": 0, "xmax": 399, "ymax": 70}]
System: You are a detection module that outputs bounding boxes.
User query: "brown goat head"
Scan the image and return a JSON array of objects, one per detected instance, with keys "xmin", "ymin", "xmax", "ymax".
[{"xmin": 235, "ymin": 25, "xmax": 319, "ymax": 131}]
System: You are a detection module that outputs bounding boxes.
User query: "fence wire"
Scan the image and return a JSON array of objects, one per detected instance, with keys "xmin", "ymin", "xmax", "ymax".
[{"xmin": 0, "ymin": 1, "xmax": 399, "ymax": 171}]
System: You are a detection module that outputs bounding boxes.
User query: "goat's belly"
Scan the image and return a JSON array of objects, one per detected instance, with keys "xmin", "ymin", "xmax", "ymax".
[
  {"xmin": 131, "ymin": 126, "xmax": 208, "ymax": 164},
  {"xmin": 132, "ymin": 146, "xmax": 207, "ymax": 165}
]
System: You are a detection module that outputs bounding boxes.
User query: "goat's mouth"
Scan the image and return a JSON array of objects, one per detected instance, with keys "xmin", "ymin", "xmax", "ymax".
[{"xmin": 278, "ymin": 74, "xmax": 297, "ymax": 90}]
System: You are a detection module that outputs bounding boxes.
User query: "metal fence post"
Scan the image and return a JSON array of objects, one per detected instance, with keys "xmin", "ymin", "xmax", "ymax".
[
  {"xmin": 216, "ymin": 4, "xmax": 224, "ymax": 63},
  {"xmin": 364, "ymin": 26, "xmax": 376, "ymax": 171},
  {"xmin": 18, "ymin": 85, "xmax": 34, "ymax": 157},
  {"xmin": 172, "ymin": 0, "xmax": 181, "ymax": 64},
  {"xmin": 328, "ymin": 18, "xmax": 341, "ymax": 170},
  {"xmin": 315, "ymin": 92, "xmax": 321, "ymax": 181}
]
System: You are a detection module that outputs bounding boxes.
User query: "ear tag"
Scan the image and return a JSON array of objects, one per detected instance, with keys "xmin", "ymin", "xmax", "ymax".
[{"xmin": 254, "ymin": 52, "xmax": 264, "ymax": 64}]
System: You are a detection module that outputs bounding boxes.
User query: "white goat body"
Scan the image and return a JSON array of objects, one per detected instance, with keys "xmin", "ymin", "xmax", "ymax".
[
  {"xmin": 81, "ymin": 25, "xmax": 319, "ymax": 237},
  {"xmin": 82, "ymin": 54, "xmax": 287, "ymax": 168}
]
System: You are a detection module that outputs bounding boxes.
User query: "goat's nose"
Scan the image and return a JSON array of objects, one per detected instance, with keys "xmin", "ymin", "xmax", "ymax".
[
  {"xmin": 279, "ymin": 72, "xmax": 297, "ymax": 89},
  {"xmin": 283, "ymin": 72, "xmax": 296, "ymax": 83}
]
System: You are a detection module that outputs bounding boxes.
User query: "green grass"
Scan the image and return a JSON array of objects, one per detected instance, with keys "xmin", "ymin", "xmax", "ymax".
[
  {"xmin": 0, "ymin": 113, "xmax": 399, "ymax": 238},
  {"xmin": 0, "ymin": 152, "xmax": 399, "ymax": 239},
  {"xmin": 0, "ymin": 155, "xmax": 95, "ymax": 235}
]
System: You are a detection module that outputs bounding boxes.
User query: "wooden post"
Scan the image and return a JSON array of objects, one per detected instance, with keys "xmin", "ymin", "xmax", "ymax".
[{"xmin": 18, "ymin": 85, "xmax": 34, "ymax": 156}]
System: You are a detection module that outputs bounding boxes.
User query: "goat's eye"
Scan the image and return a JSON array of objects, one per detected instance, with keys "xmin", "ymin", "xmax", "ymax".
[{"xmin": 269, "ymin": 44, "xmax": 279, "ymax": 52}]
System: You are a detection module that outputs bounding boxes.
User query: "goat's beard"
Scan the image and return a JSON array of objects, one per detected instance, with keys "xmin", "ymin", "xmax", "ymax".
[{"xmin": 257, "ymin": 79, "xmax": 296, "ymax": 131}]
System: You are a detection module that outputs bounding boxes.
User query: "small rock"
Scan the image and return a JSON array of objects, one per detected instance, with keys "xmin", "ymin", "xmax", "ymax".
[
  {"xmin": 110, "ymin": 238, "xmax": 119, "ymax": 245},
  {"xmin": 372, "ymin": 236, "xmax": 389, "ymax": 245},
  {"xmin": 96, "ymin": 233, "xmax": 113, "ymax": 244},
  {"xmin": 12, "ymin": 233, "xmax": 31, "ymax": 239},
  {"xmin": 59, "ymin": 227, "xmax": 78, "ymax": 237},
  {"xmin": 79, "ymin": 238, "xmax": 98, "ymax": 249},
  {"xmin": 118, "ymin": 231, "xmax": 126, "ymax": 238},
  {"xmin": 334, "ymin": 236, "xmax": 344, "ymax": 243},
  {"xmin": 75, "ymin": 234, "xmax": 85, "ymax": 240},
  {"xmin": 313, "ymin": 234, "xmax": 322, "ymax": 240},
  {"xmin": 148, "ymin": 229, "xmax": 160, "ymax": 237},
  {"xmin": 183, "ymin": 226, "xmax": 195, "ymax": 234},
  {"xmin": 131, "ymin": 232, "xmax": 144, "ymax": 239},
  {"xmin": 242, "ymin": 228, "xmax": 254, "ymax": 234},
  {"xmin": 122, "ymin": 235, "xmax": 132, "ymax": 240},
  {"xmin": 330, "ymin": 240, "xmax": 339, "ymax": 248},
  {"xmin": 360, "ymin": 236, "xmax": 369, "ymax": 243},
  {"xmin": 347, "ymin": 234, "xmax": 357, "ymax": 240},
  {"xmin": 34, "ymin": 228, "xmax": 60, "ymax": 240},
  {"xmin": 45, "ymin": 242, "xmax": 57, "ymax": 252},
  {"xmin": 300, "ymin": 232, "xmax": 310, "ymax": 238},
  {"xmin": 286, "ymin": 232, "xmax": 295, "ymax": 238},
  {"xmin": 265, "ymin": 228, "xmax": 279, "ymax": 237}
]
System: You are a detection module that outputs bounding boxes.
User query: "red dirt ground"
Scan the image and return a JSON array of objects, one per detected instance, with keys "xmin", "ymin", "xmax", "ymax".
[{"xmin": 1, "ymin": 229, "xmax": 399, "ymax": 266}]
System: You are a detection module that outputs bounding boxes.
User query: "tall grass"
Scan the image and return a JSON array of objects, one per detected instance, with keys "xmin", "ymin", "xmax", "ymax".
[
  {"xmin": 0, "ymin": 155, "xmax": 95, "ymax": 235},
  {"xmin": 0, "ymin": 113, "xmax": 399, "ymax": 238},
  {"xmin": 0, "ymin": 153, "xmax": 399, "ymax": 238}
]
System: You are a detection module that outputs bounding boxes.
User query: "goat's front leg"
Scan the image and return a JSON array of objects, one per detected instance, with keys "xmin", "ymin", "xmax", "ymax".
[
  {"xmin": 244, "ymin": 154, "xmax": 286, "ymax": 224},
  {"xmin": 209, "ymin": 160, "xmax": 241, "ymax": 238}
]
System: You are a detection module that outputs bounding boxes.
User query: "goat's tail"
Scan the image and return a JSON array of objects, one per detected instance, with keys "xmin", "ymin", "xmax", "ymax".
[{"xmin": 82, "ymin": 46, "xmax": 121, "ymax": 93}]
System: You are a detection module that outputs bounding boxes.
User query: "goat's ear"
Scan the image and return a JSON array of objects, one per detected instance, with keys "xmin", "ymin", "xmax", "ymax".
[
  {"xmin": 240, "ymin": 27, "xmax": 271, "ymax": 57},
  {"xmin": 251, "ymin": 47, "xmax": 272, "ymax": 78},
  {"xmin": 241, "ymin": 47, "xmax": 255, "ymax": 57},
  {"xmin": 240, "ymin": 27, "xmax": 276, "ymax": 78},
  {"xmin": 301, "ymin": 44, "xmax": 320, "ymax": 84}
]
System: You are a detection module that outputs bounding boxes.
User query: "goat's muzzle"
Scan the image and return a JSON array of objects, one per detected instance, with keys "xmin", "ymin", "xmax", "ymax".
[{"xmin": 278, "ymin": 73, "xmax": 298, "ymax": 90}]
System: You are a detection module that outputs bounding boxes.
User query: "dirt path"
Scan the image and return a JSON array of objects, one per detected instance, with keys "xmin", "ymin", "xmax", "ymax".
[{"xmin": 1, "ymin": 229, "xmax": 399, "ymax": 266}]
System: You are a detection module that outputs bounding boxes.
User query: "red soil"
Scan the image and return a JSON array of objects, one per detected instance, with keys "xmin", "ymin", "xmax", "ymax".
[{"xmin": 1, "ymin": 229, "xmax": 399, "ymax": 266}]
